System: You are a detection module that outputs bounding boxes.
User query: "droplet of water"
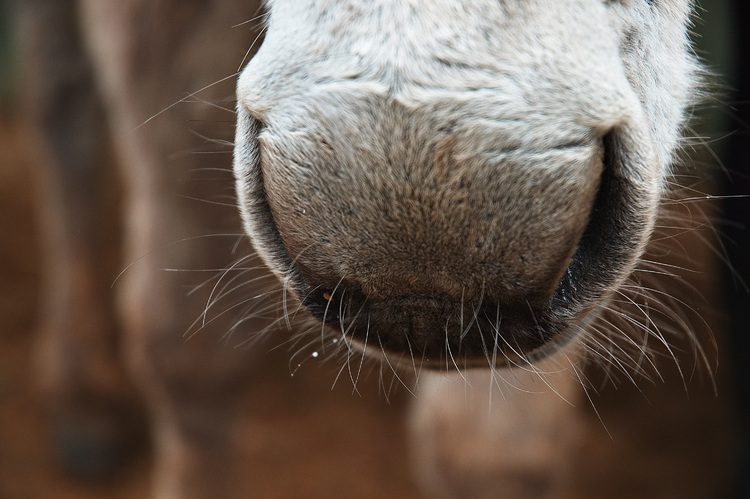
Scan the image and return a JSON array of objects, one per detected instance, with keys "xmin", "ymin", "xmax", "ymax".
[{"xmin": 312, "ymin": 351, "xmax": 319, "ymax": 358}]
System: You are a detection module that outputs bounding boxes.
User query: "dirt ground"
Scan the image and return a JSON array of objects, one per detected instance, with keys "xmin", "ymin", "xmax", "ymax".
[{"xmin": 0, "ymin": 105, "xmax": 741, "ymax": 499}]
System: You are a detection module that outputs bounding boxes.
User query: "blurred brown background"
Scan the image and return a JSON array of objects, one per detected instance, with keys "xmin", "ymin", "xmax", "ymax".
[{"xmin": 0, "ymin": 1, "xmax": 748, "ymax": 498}]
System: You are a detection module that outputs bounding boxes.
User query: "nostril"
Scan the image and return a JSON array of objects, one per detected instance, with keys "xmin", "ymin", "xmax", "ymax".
[
  {"xmin": 300, "ymin": 286, "xmax": 340, "ymax": 325},
  {"xmin": 298, "ymin": 279, "xmax": 370, "ymax": 330}
]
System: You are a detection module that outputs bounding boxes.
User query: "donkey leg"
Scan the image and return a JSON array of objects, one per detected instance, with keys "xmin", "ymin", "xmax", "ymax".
[
  {"xmin": 18, "ymin": 0, "xmax": 143, "ymax": 477},
  {"xmin": 410, "ymin": 355, "xmax": 583, "ymax": 499},
  {"xmin": 110, "ymin": 175, "xmax": 268, "ymax": 498},
  {"xmin": 79, "ymin": 1, "xmax": 268, "ymax": 496},
  {"xmin": 115, "ymin": 230, "xmax": 264, "ymax": 499}
]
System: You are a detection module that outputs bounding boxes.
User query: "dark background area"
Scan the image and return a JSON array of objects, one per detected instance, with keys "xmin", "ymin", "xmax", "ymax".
[{"xmin": 0, "ymin": 1, "xmax": 748, "ymax": 497}]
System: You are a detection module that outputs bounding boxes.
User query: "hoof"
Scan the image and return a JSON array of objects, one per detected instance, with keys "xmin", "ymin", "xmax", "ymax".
[{"xmin": 50, "ymin": 406, "xmax": 147, "ymax": 479}]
